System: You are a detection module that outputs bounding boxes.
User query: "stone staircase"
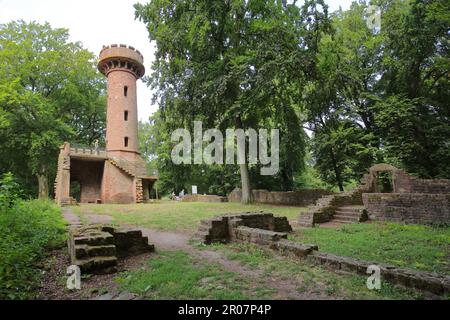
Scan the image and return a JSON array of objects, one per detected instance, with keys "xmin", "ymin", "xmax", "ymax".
[
  {"xmin": 68, "ymin": 225, "xmax": 155, "ymax": 274},
  {"xmin": 108, "ymin": 157, "xmax": 148, "ymax": 178},
  {"xmin": 332, "ymin": 205, "xmax": 368, "ymax": 224},
  {"xmin": 69, "ymin": 227, "xmax": 118, "ymax": 274}
]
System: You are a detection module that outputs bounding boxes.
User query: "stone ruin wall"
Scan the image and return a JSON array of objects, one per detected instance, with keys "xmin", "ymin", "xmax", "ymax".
[
  {"xmin": 300, "ymin": 164, "xmax": 450, "ymax": 227},
  {"xmin": 228, "ymin": 188, "xmax": 333, "ymax": 206},
  {"xmin": 196, "ymin": 212, "xmax": 450, "ymax": 295},
  {"xmin": 182, "ymin": 194, "xmax": 228, "ymax": 203},
  {"xmin": 363, "ymin": 193, "xmax": 450, "ymax": 225}
]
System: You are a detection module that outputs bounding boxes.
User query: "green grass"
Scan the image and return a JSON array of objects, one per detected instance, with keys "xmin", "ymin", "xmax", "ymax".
[
  {"xmin": 71, "ymin": 200, "xmax": 306, "ymax": 232},
  {"xmin": 200, "ymin": 242, "xmax": 424, "ymax": 300},
  {"xmin": 289, "ymin": 222, "xmax": 450, "ymax": 275},
  {"xmin": 116, "ymin": 251, "xmax": 269, "ymax": 299},
  {"xmin": 0, "ymin": 199, "xmax": 66, "ymax": 299}
]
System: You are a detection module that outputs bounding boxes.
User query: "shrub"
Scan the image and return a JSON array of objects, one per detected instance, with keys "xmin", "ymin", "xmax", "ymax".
[{"xmin": 0, "ymin": 199, "xmax": 66, "ymax": 299}]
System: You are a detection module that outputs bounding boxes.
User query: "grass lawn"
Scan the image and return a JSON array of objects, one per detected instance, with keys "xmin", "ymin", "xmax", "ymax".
[
  {"xmin": 116, "ymin": 250, "xmax": 272, "ymax": 299},
  {"xmin": 70, "ymin": 200, "xmax": 307, "ymax": 232},
  {"xmin": 290, "ymin": 222, "xmax": 450, "ymax": 275},
  {"xmin": 194, "ymin": 242, "xmax": 424, "ymax": 300}
]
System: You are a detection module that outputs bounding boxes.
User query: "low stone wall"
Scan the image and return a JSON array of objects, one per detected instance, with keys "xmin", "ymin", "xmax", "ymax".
[
  {"xmin": 394, "ymin": 171, "xmax": 450, "ymax": 194},
  {"xmin": 363, "ymin": 193, "xmax": 450, "ymax": 225},
  {"xmin": 228, "ymin": 188, "xmax": 333, "ymax": 206},
  {"xmin": 234, "ymin": 226, "xmax": 288, "ymax": 245},
  {"xmin": 308, "ymin": 252, "xmax": 450, "ymax": 295},
  {"xmin": 195, "ymin": 212, "xmax": 293, "ymax": 244},
  {"xmin": 182, "ymin": 194, "xmax": 228, "ymax": 202},
  {"xmin": 197, "ymin": 212, "xmax": 450, "ymax": 295}
]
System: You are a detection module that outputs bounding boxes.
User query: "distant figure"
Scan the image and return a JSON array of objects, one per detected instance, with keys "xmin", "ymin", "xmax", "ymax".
[
  {"xmin": 94, "ymin": 139, "xmax": 99, "ymax": 153},
  {"xmin": 179, "ymin": 189, "xmax": 185, "ymax": 198}
]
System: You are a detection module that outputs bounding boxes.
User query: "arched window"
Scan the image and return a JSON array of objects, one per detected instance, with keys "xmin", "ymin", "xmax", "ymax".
[
  {"xmin": 124, "ymin": 110, "xmax": 129, "ymax": 121},
  {"xmin": 124, "ymin": 86, "xmax": 128, "ymax": 97},
  {"xmin": 124, "ymin": 137, "xmax": 129, "ymax": 147}
]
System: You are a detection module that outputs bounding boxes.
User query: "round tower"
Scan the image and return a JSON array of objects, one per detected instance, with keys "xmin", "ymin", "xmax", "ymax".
[{"xmin": 98, "ymin": 44, "xmax": 145, "ymax": 160}]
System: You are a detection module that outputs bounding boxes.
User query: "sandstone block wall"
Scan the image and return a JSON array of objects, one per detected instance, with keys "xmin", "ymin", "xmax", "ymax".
[
  {"xmin": 182, "ymin": 194, "xmax": 228, "ymax": 202},
  {"xmin": 394, "ymin": 171, "xmax": 450, "ymax": 194},
  {"xmin": 228, "ymin": 188, "xmax": 333, "ymax": 206},
  {"xmin": 68, "ymin": 224, "xmax": 154, "ymax": 274},
  {"xmin": 363, "ymin": 193, "xmax": 450, "ymax": 225},
  {"xmin": 195, "ymin": 212, "xmax": 293, "ymax": 244}
]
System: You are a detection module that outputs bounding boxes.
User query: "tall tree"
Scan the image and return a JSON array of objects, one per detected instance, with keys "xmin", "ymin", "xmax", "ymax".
[
  {"xmin": 0, "ymin": 21, "xmax": 106, "ymax": 198},
  {"xmin": 135, "ymin": 0, "xmax": 330, "ymax": 202}
]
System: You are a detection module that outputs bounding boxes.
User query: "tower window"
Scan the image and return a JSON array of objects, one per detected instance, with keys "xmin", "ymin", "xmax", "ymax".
[
  {"xmin": 124, "ymin": 110, "xmax": 129, "ymax": 121},
  {"xmin": 124, "ymin": 86, "xmax": 128, "ymax": 97},
  {"xmin": 124, "ymin": 137, "xmax": 129, "ymax": 147}
]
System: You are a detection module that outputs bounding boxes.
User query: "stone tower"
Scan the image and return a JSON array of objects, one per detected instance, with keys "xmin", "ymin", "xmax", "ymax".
[
  {"xmin": 54, "ymin": 44, "xmax": 157, "ymax": 205},
  {"xmin": 98, "ymin": 44, "xmax": 145, "ymax": 160}
]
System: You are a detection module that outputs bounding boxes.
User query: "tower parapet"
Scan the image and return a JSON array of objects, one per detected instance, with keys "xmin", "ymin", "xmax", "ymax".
[{"xmin": 98, "ymin": 44, "xmax": 145, "ymax": 79}]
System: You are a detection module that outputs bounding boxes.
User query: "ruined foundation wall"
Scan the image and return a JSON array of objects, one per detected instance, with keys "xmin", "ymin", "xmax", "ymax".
[
  {"xmin": 228, "ymin": 188, "xmax": 333, "ymax": 206},
  {"xmin": 363, "ymin": 193, "xmax": 450, "ymax": 225},
  {"xmin": 394, "ymin": 171, "xmax": 450, "ymax": 194}
]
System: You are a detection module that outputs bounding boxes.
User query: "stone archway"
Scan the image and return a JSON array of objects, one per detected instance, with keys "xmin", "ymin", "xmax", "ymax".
[{"xmin": 368, "ymin": 164, "xmax": 399, "ymax": 193}]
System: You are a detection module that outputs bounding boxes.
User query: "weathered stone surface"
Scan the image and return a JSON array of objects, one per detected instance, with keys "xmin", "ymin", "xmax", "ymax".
[
  {"xmin": 307, "ymin": 252, "xmax": 449, "ymax": 295},
  {"xmin": 234, "ymin": 226, "xmax": 287, "ymax": 245},
  {"xmin": 68, "ymin": 224, "xmax": 155, "ymax": 274},
  {"xmin": 195, "ymin": 212, "xmax": 293, "ymax": 244},
  {"xmin": 183, "ymin": 194, "xmax": 228, "ymax": 202},
  {"xmin": 272, "ymin": 240, "xmax": 318, "ymax": 257},
  {"xmin": 300, "ymin": 163, "xmax": 450, "ymax": 227},
  {"xmin": 228, "ymin": 188, "xmax": 333, "ymax": 206},
  {"xmin": 363, "ymin": 193, "xmax": 450, "ymax": 225}
]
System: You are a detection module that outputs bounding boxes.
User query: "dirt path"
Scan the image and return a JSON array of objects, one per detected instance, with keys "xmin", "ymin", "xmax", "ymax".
[{"xmin": 62, "ymin": 210, "xmax": 331, "ymax": 300}]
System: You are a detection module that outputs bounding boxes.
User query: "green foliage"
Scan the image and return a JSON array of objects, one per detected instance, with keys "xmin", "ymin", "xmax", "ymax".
[
  {"xmin": 0, "ymin": 172, "xmax": 22, "ymax": 208},
  {"xmin": 0, "ymin": 198, "xmax": 66, "ymax": 299},
  {"xmin": 117, "ymin": 251, "xmax": 248, "ymax": 299},
  {"xmin": 290, "ymin": 221, "xmax": 450, "ymax": 275},
  {"xmin": 134, "ymin": 0, "xmax": 332, "ymax": 195},
  {"xmin": 0, "ymin": 20, "xmax": 106, "ymax": 198}
]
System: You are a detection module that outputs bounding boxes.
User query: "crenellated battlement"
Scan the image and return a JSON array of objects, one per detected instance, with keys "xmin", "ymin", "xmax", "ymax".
[{"xmin": 98, "ymin": 44, "xmax": 145, "ymax": 78}]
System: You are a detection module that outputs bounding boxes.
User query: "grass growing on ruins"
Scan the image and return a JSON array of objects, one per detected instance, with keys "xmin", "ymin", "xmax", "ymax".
[
  {"xmin": 71, "ymin": 201, "xmax": 306, "ymax": 232},
  {"xmin": 116, "ymin": 250, "xmax": 270, "ymax": 299},
  {"xmin": 201, "ymin": 242, "xmax": 423, "ymax": 300},
  {"xmin": 290, "ymin": 222, "xmax": 450, "ymax": 275},
  {"xmin": 0, "ymin": 199, "xmax": 66, "ymax": 299}
]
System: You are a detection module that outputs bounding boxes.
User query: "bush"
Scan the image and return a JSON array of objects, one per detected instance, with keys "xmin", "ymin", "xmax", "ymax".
[{"xmin": 0, "ymin": 198, "xmax": 66, "ymax": 299}]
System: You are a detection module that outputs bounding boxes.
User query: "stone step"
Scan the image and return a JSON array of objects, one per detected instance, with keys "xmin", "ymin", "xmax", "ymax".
[
  {"xmin": 74, "ymin": 244, "xmax": 116, "ymax": 259},
  {"xmin": 338, "ymin": 205, "xmax": 365, "ymax": 210},
  {"xmin": 75, "ymin": 256, "xmax": 118, "ymax": 274},
  {"xmin": 332, "ymin": 219, "xmax": 354, "ymax": 224},
  {"xmin": 332, "ymin": 215, "xmax": 360, "ymax": 222},
  {"xmin": 73, "ymin": 231, "xmax": 115, "ymax": 246},
  {"xmin": 335, "ymin": 210, "xmax": 361, "ymax": 216}
]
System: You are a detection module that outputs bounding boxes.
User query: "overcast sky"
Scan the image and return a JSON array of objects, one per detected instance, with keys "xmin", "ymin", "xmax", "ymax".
[{"xmin": 0, "ymin": 0, "xmax": 354, "ymax": 121}]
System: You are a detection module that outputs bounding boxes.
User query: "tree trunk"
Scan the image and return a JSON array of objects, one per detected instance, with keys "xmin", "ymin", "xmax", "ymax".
[
  {"xmin": 236, "ymin": 116, "xmax": 253, "ymax": 204},
  {"xmin": 37, "ymin": 164, "xmax": 49, "ymax": 199},
  {"xmin": 329, "ymin": 149, "xmax": 344, "ymax": 192},
  {"xmin": 239, "ymin": 163, "xmax": 252, "ymax": 204}
]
